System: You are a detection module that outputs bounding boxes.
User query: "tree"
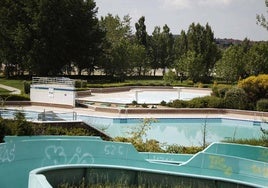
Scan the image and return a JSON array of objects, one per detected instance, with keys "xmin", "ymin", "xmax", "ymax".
[
  {"xmin": 0, "ymin": 0, "xmax": 104, "ymax": 76},
  {"xmin": 134, "ymin": 16, "xmax": 150, "ymax": 76},
  {"xmin": 256, "ymin": 0, "xmax": 268, "ymax": 30},
  {"xmin": 99, "ymin": 14, "xmax": 133, "ymax": 80},
  {"xmin": 131, "ymin": 44, "xmax": 147, "ymax": 76},
  {"xmin": 148, "ymin": 26, "xmax": 162, "ymax": 76},
  {"xmin": 186, "ymin": 23, "xmax": 220, "ymax": 83},
  {"xmin": 135, "ymin": 16, "xmax": 148, "ymax": 47},
  {"xmin": 215, "ymin": 45, "xmax": 246, "ymax": 83},
  {"xmin": 65, "ymin": 0, "xmax": 105, "ymax": 75},
  {"xmin": 0, "ymin": 0, "xmax": 36, "ymax": 77},
  {"xmin": 148, "ymin": 25, "xmax": 174, "ymax": 76},
  {"xmin": 245, "ymin": 42, "xmax": 268, "ymax": 75}
]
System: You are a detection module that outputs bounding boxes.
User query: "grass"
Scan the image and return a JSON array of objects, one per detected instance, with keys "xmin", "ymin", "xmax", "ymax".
[
  {"xmin": 0, "ymin": 88, "xmax": 11, "ymax": 95},
  {"xmin": 0, "ymin": 78, "xmax": 25, "ymax": 91},
  {"xmin": 86, "ymin": 79, "xmax": 203, "ymax": 88}
]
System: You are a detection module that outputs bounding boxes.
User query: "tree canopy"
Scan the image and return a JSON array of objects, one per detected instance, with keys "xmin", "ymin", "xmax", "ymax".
[
  {"xmin": 0, "ymin": 0, "xmax": 104, "ymax": 76},
  {"xmin": 0, "ymin": 0, "xmax": 267, "ymax": 84}
]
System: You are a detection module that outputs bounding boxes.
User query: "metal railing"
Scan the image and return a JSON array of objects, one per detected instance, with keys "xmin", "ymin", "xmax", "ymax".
[{"xmin": 32, "ymin": 77, "xmax": 75, "ymax": 86}]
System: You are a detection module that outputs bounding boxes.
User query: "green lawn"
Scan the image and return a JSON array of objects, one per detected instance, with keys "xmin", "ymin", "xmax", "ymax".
[
  {"xmin": 0, "ymin": 78, "xmax": 25, "ymax": 91},
  {"xmin": 0, "ymin": 87, "xmax": 11, "ymax": 95}
]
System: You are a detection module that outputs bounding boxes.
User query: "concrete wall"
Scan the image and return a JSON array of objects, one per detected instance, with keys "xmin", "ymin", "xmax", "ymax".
[{"xmin": 30, "ymin": 85, "xmax": 76, "ymax": 107}]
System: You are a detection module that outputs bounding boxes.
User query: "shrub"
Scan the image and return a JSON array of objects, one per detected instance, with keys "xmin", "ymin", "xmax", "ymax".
[
  {"xmin": 160, "ymin": 100, "xmax": 167, "ymax": 106},
  {"xmin": 75, "ymin": 80, "xmax": 87, "ymax": 88},
  {"xmin": 132, "ymin": 100, "xmax": 138, "ymax": 105},
  {"xmin": 165, "ymin": 144, "xmax": 203, "ymax": 154},
  {"xmin": 23, "ymin": 81, "xmax": 31, "ymax": 94},
  {"xmin": 238, "ymin": 74, "xmax": 268, "ymax": 103},
  {"xmin": 0, "ymin": 118, "xmax": 11, "ymax": 143},
  {"xmin": 167, "ymin": 99, "xmax": 188, "ymax": 108},
  {"xmin": 141, "ymin": 103, "xmax": 148, "ymax": 108},
  {"xmin": 0, "ymin": 94, "xmax": 30, "ymax": 101},
  {"xmin": 187, "ymin": 96, "xmax": 225, "ymax": 108},
  {"xmin": 224, "ymin": 87, "xmax": 248, "ymax": 110},
  {"xmin": 256, "ymin": 99, "xmax": 268, "ymax": 112},
  {"xmin": 17, "ymin": 121, "xmax": 34, "ymax": 136},
  {"xmin": 212, "ymin": 84, "xmax": 232, "ymax": 98},
  {"xmin": 185, "ymin": 80, "xmax": 194, "ymax": 86},
  {"xmin": 163, "ymin": 70, "xmax": 177, "ymax": 85}
]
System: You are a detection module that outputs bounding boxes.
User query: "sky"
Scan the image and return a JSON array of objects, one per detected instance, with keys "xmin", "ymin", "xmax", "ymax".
[{"xmin": 96, "ymin": 0, "xmax": 268, "ymax": 41}]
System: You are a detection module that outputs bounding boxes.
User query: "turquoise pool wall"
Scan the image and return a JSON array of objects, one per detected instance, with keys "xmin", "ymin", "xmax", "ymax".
[{"xmin": 0, "ymin": 136, "xmax": 266, "ymax": 188}]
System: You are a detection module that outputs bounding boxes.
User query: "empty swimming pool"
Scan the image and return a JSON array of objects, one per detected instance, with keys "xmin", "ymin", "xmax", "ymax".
[
  {"xmin": 81, "ymin": 88, "xmax": 211, "ymax": 104},
  {"xmin": 1, "ymin": 109, "xmax": 266, "ymax": 147}
]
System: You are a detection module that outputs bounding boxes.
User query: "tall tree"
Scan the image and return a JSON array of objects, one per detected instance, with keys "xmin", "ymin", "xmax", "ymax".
[
  {"xmin": 246, "ymin": 42, "xmax": 268, "ymax": 75},
  {"xmin": 0, "ymin": 0, "xmax": 36, "ymax": 77},
  {"xmin": 186, "ymin": 23, "xmax": 219, "ymax": 83},
  {"xmin": 173, "ymin": 30, "xmax": 188, "ymax": 78},
  {"xmin": 135, "ymin": 16, "xmax": 148, "ymax": 47},
  {"xmin": 64, "ymin": 0, "xmax": 105, "ymax": 75},
  {"xmin": 215, "ymin": 45, "xmax": 246, "ymax": 83},
  {"xmin": 99, "ymin": 14, "xmax": 133, "ymax": 79},
  {"xmin": 134, "ymin": 16, "xmax": 149, "ymax": 76},
  {"xmin": 0, "ymin": 0, "xmax": 104, "ymax": 76},
  {"xmin": 148, "ymin": 25, "xmax": 174, "ymax": 76}
]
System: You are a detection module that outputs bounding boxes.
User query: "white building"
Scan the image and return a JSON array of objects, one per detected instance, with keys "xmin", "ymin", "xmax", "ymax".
[{"xmin": 30, "ymin": 77, "xmax": 76, "ymax": 107}]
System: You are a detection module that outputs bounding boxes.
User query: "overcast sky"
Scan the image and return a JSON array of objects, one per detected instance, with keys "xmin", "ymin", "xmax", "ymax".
[{"xmin": 96, "ymin": 0, "xmax": 268, "ymax": 41}]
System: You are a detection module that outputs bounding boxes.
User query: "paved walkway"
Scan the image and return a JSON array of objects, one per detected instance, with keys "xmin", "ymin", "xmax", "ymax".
[{"xmin": 0, "ymin": 84, "xmax": 21, "ymax": 94}]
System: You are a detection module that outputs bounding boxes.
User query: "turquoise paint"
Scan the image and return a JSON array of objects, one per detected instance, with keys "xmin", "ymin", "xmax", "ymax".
[{"xmin": 1, "ymin": 136, "xmax": 268, "ymax": 188}]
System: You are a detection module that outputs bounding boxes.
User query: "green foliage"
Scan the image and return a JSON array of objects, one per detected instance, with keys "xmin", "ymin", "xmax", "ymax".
[
  {"xmin": 0, "ymin": 94, "xmax": 30, "ymax": 101},
  {"xmin": 246, "ymin": 42, "xmax": 268, "ymax": 75},
  {"xmin": 167, "ymin": 96, "xmax": 225, "ymax": 109},
  {"xmin": 224, "ymin": 87, "xmax": 248, "ymax": 110},
  {"xmin": 238, "ymin": 74, "xmax": 268, "ymax": 104},
  {"xmin": 163, "ymin": 70, "xmax": 177, "ymax": 85},
  {"xmin": 165, "ymin": 144, "xmax": 203, "ymax": 154},
  {"xmin": 188, "ymin": 96, "xmax": 225, "ymax": 108},
  {"xmin": 23, "ymin": 81, "xmax": 31, "ymax": 94},
  {"xmin": 160, "ymin": 100, "xmax": 167, "ymax": 106},
  {"xmin": 114, "ymin": 118, "xmax": 163, "ymax": 152},
  {"xmin": 167, "ymin": 100, "xmax": 188, "ymax": 108},
  {"xmin": 215, "ymin": 45, "xmax": 246, "ymax": 83},
  {"xmin": 256, "ymin": 99, "xmax": 268, "ymax": 112},
  {"xmin": 147, "ymin": 25, "xmax": 174, "ymax": 77},
  {"xmin": 132, "ymin": 100, "xmax": 138, "ymax": 105},
  {"xmin": 17, "ymin": 120, "xmax": 34, "ymax": 136},
  {"xmin": 141, "ymin": 103, "xmax": 148, "ymax": 108},
  {"xmin": 0, "ymin": 0, "xmax": 104, "ymax": 76},
  {"xmin": 75, "ymin": 80, "xmax": 87, "ymax": 88},
  {"xmin": 212, "ymin": 83, "xmax": 232, "ymax": 98},
  {"xmin": 184, "ymin": 23, "xmax": 220, "ymax": 83},
  {"xmin": 0, "ymin": 118, "xmax": 11, "ymax": 143},
  {"xmin": 0, "ymin": 79, "xmax": 25, "ymax": 91}
]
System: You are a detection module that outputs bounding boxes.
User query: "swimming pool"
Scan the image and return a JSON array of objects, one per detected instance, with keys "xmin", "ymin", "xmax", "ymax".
[
  {"xmin": 1, "ymin": 109, "xmax": 265, "ymax": 146},
  {"xmin": 80, "ymin": 116, "xmax": 265, "ymax": 146},
  {"xmin": 85, "ymin": 88, "xmax": 211, "ymax": 104}
]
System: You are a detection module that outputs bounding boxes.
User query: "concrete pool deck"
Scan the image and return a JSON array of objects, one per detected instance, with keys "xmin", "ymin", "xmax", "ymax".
[
  {"xmin": 76, "ymin": 87, "xmax": 212, "ymax": 104},
  {"xmin": 6, "ymin": 105, "xmax": 268, "ymax": 122},
  {"xmin": 2, "ymin": 85, "xmax": 267, "ymax": 120}
]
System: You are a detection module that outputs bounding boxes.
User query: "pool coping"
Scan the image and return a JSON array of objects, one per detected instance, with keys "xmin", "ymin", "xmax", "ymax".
[{"xmin": 4, "ymin": 103, "xmax": 268, "ymax": 122}]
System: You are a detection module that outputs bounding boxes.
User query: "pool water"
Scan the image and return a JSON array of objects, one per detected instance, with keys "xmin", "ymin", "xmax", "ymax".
[
  {"xmin": 80, "ymin": 116, "xmax": 265, "ymax": 147},
  {"xmin": 1, "ymin": 110, "xmax": 265, "ymax": 147}
]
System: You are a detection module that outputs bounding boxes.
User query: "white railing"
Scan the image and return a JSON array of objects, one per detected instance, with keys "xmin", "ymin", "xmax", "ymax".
[{"xmin": 32, "ymin": 77, "xmax": 75, "ymax": 86}]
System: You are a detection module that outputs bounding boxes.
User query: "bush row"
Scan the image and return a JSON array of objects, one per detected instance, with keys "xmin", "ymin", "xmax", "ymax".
[
  {"xmin": 0, "ymin": 94, "xmax": 30, "ymax": 101},
  {"xmin": 166, "ymin": 93, "xmax": 268, "ymax": 111},
  {"xmin": 0, "ymin": 112, "xmax": 101, "ymax": 143}
]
